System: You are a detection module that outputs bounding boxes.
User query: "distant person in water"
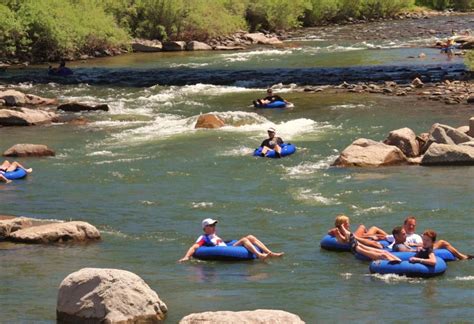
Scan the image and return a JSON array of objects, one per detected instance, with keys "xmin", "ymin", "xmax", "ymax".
[
  {"xmin": 259, "ymin": 127, "xmax": 283, "ymax": 157},
  {"xmin": 253, "ymin": 88, "xmax": 289, "ymax": 107},
  {"xmin": 178, "ymin": 218, "xmax": 284, "ymax": 262},
  {"xmin": 0, "ymin": 160, "xmax": 32, "ymax": 184},
  {"xmin": 48, "ymin": 60, "xmax": 73, "ymax": 76}
]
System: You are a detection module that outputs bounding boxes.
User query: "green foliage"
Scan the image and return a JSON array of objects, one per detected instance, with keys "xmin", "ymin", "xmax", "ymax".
[
  {"xmin": 415, "ymin": 0, "xmax": 473, "ymax": 10},
  {"xmin": 0, "ymin": 4, "xmax": 26, "ymax": 58},
  {"xmin": 246, "ymin": 0, "xmax": 310, "ymax": 31}
]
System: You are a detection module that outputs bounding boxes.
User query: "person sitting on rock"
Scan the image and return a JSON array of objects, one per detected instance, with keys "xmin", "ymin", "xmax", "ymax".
[
  {"xmin": 48, "ymin": 60, "xmax": 73, "ymax": 76},
  {"xmin": 178, "ymin": 218, "xmax": 284, "ymax": 262},
  {"xmin": 253, "ymin": 88, "xmax": 289, "ymax": 106},
  {"xmin": 259, "ymin": 127, "xmax": 283, "ymax": 157}
]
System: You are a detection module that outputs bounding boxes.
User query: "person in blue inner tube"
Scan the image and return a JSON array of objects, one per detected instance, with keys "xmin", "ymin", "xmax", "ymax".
[
  {"xmin": 260, "ymin": 127, "xmax": 283, "ymax": 158},
  {"xmin": 0, "ymin": 160, "xmax": 33, "ymax": 184},
  {"xmin": 253, "ymin": 88, "xmax": 289, "ymax": 107},
  {"xmin": 178, "ymin": 218, "xmax": 284, "ymax": 262},
  {"xmin": 48, "ymin": 60, "xmax": 73, "ymax": 76},
  {"xmin": 408, "ymin": 230, "xmax": 437, "ymax": 266}
]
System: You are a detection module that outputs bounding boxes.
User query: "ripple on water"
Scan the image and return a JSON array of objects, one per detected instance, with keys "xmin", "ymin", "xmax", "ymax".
[
  {"xmin": 368, "ymin": 273, "xmax": 423, "ymax": 284},
  {"xmin": 191, "ymin": 202, "xmax": 214, "ymax": 209},
  {"xmin": 293, "ymin": 188, "xmax": 340, "ymax": 206}
]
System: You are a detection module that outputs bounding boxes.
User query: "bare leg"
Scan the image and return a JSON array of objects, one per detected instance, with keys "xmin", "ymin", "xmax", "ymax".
[
  {"xmin": 353, "ymin": 224, "xmax": 367, "ymax": 237},
  {"xmin": 7, "ymin": 161, "xmax": 32, "ymax": 173},
  {"xmin": 274, "ymin": 144, "xmax": 282, "ymax": 154},
  {"xmin": 261, "ymin": 146, "xmax": 270, "ymax": 156},
  {"xmin": 233, "ymin": 237, "xmax": 268, "ymax": 259},
  {"xmin": 434, "ymin": 240, "xmax": 469, "ymax": 260},
  {"xmin": 356, "ymin": 244, "xmax": 401, "ymax": 262},
  {"xmin": 0, "ymin": 160, "xmax": 11, "ymax": 170},
  {"xmin": 355, "ymin": 236, "xmax": 383, "ymax": 249},
  {"xmin": 0, "ymin": 174, "xmax": 12, "ymax": 184},
  {"xmin": 245, "ymin": 235, "xmax": 284, "ymax": 257},
  {"xmin": 366, "ymin": 226, "xmax": 388, "ymax": 237}
]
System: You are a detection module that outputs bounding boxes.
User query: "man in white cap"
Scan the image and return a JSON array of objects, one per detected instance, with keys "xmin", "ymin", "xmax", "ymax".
[
  {"xmin": 178, "ymin": 218, "xmax": 284, "ymax": 262},
  {"xmin": 259, "ymin": 127, "xmax": 284, "ymax": 157}
]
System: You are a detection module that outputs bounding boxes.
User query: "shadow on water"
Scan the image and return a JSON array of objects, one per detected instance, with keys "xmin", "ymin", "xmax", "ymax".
[{"xmin": 0, "ymin": 63, "xmax": 468, "ymax": 88}]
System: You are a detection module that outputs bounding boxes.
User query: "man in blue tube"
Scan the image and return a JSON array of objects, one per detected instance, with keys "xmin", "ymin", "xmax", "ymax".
[{"xmin": 178, "ymin": 218, "xmax": 284, "ymax": 262}]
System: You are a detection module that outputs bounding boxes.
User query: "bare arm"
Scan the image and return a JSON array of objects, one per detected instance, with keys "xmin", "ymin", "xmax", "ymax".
[
  {"xmin": 409, "ymin": 252, "xmax": 436, "ymax": 266},
  {"xmin": 178, "ymin": 243, "xmax": 200, "ymax": 262}
]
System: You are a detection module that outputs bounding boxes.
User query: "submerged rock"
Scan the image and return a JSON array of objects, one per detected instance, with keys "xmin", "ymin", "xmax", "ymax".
[
  {"xmin": 57, "ymin": 102, "xmax": 109, "ymax": 112},
  {"xmin": 7, "ymin": 221, "xmax": 100, "ymax": 244},
  {"xmin": 3, "ymin": 144, "xmax": 55, "ymax": 157},
  {"xmin": 179, "ymin": 309, "xmax": 305, "ymax": 324},
  {"xmin": 195, "ymin": 114, "xmax": 225, "ymax": 129},
  {"xmin": 333, "ymin": 138, "xmax": 407, "ymax": 167},
  {"xmin": 57, "ymin": 268, "xmax": 168, "ymax": 323}
]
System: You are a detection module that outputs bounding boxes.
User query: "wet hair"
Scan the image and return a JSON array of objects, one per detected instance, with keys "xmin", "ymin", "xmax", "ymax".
[
  {"xmin": 423, "ymin": 230, "xmax": 437, "ymax": 242},
  {"xmin": 403, "ymin": 216, "xmax": 416, "ymax": 225},
  {"xmin": 266, "ymin": 88, "xmax": 273, "ymax": 93},
  {"xmin": 392, "ymin": 226, "xmax": 404, "ymax": 236},
  {"xmin": 335, "ymin": 214, "xmax": 349, "ymax": 227}
]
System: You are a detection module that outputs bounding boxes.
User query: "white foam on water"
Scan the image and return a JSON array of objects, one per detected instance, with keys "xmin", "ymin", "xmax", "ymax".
[
  {"xmin": 285, "ymin": 155, "xmax": 337, "ymax": 177},
  {"xmin": 218, "ymin": 146, "xmax": 254, "ymax": 157},
  {"xmin": 87, "ymin": 150, "xmax": 115, "ymax": 157},
  {"xmin": 369, "ymin": 273, "xmax": 422, "ymax": 284},
  {"xmin": 221, "ymin": 49, "xmax": 294, "ymax": 62},
  {"xmin": 340, "ymin": 273, "xmax": 352, "ymax": 279},
  {"xmin": 94, "ymin": 157, "xmax": 147, "ymax": 165},
  {"xmin": 169, "ymin": 62, "xmax": 210, "ymax": 68},
  {"xmin": 256, "ymin": 207, "xmax": 283, "ymax": 214},
  {"xmin": 449, "ymin": 276, "xmax": 474, "ymax": 281},
  {"xmin": 352, "ymin": 205, "xmax": 392, "ymax": 216},
  {"xmin": 192, "ymin": 202, "xmax": 214, "ymax": 209},
  {"xmin": 330, "ymin": 103, "xmax": 367, "ymax": 110},
  {"xmin": 110, "ymin": 171, "xmax": 124, "ymax": 179},
  {"xmin": 140, "ymin": 200, "xmax": 158, "ymax": 206},
  {"xmin": 293, "ymin": 188, "xmax": 340, "ymax": 206},
  {"xmin": 16, "ymin": 82, "xmax": 34, "ymax": 89}
]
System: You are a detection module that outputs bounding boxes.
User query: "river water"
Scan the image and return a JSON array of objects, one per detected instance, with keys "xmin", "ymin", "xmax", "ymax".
[{"xmin": 1, "ymin": 21, "xmax": 473, "ymax": 323}]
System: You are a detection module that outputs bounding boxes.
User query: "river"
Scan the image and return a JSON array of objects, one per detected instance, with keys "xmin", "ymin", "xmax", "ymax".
[{"xmin": 0, "ymin": 16, "xmax": 473, "ymax": 323}]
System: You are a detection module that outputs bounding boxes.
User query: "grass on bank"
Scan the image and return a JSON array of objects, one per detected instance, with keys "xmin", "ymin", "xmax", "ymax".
[{"xmin": 0, "ymin": 0, "xmax": 473, "ymax": 62}]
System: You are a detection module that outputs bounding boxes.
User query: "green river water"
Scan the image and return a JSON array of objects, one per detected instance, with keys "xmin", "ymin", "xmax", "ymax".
[{"xmin": 0, "ymin": 35, "xmax": 473, "ymax": 323}]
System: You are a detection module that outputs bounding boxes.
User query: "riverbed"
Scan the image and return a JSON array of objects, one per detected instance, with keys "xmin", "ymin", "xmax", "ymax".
[{"xmin": 0, "ymin": 14, "xmax": 473, "ymax": 323}]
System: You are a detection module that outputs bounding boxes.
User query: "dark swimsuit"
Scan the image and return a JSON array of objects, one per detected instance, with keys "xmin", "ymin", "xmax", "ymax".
[
  {"xmin": 415, "ymin": 247, "xmax": 433, "ymax": 259},
  {"xmin": 349, "ymin": 233, "xmax": 358, "ymax": 254}
]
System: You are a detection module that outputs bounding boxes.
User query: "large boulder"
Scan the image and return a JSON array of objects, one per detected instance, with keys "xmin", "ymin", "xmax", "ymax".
[
  {"xmin": 332, "ymin": 138, "xmax": 407, "ymax": 167},
  {"xmin": 57, "ymin": 268, "xmax": 168, "ymax": 323},
  {"xmin": 57, "ymin": 102, "xmax": 109, "ymax": 112},
  {"xmin": 3, "ymin": 144, "xmax": 55, "ymax": 157},
  {"xmin": 384, "ymin": 127, "xmax": 419, "ymax": 157},
  {"xmin": 0, "ymin": 108, "xmax": 57, "ymax": 126},
  {"xmin": 162, "ymin": 41, "xmax": 186, "ymax": 51},
  {"xmin": 243, "ymin": 33, "xmax": 283, "ymax": 45},
  {"xmin": 428, "ymin": 123, "xmax": 472, "ymax": 145},
  {"xmin": 186, "ymin": 41, "xmax": 212, "ymax": 51},
  {"xmin": 421, "ymin": 143, "xmax": 474, "ymax": 165},
  {"xmin": 131, "ymin": 39, "xmax": 162, "ymax": 52},
  {"xmin": 0, "ymin": 217, "xmax": 33, "ymax": 239},
  {"xmin": 180, "ymin": 310, "xmax": 304, "ymax": 324},
  {"xmin": 195, "ymin": 114, "xmax": 225, "ymax": 129},
  {"xmin": 7, "ymin": 221, "xmax": 101, "ymax": 244}
]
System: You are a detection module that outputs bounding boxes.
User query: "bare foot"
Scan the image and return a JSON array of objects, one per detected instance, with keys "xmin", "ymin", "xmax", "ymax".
[
  {"xmin": 269, "ymin": 252, "xmax": 285, "ymax": 257},
  {"xmin": 26, "ymin": 168, "xmax": 33, "ymax": 173},
  {"xmin": 6, "ymin": 179, "xmax": 12, "ymax": 184},
  {"xmin": 257, "ymin": 253, "xmax": 269, "ymax": 260}
]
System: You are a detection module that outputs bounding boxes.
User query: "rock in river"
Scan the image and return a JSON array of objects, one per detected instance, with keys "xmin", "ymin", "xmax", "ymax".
[{"xmin": 180, "ymin": 309, "xmax": 305, "ymax": 324}]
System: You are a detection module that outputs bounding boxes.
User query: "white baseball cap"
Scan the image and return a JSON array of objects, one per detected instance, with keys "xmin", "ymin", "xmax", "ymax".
[
  {"xmin": 267, "ymin": 127, "xmax": 276, "ymax": 133},
  {"xmin": 202, "ymin": 218, "xmax": 218, "ymax": 228}
]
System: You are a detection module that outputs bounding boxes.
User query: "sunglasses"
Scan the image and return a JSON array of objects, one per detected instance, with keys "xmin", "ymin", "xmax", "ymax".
[{"xmin": 205, "ymin": 224, "xmax": 216, "ymax": 227}]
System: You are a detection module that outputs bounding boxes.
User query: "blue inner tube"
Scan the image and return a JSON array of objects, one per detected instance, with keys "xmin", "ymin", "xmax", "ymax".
[
  {"xmin": 355, "ymin": 248, "xmax": 456, "ymax": 262},
  {"xmin": 320, "ymin": 234, "xmax": 391, "ymax": 252},
  {"xmin": 369, "ymin": 256, "xmax": 447, "ymax": 278},
  {"xmin": 254, "ymin": 100, "xmax": 287, "ymax": 108},
  {"xmin": 193, "ymin": 240, "xmax": 260, "ymax": 261},
  {"xmin": 253, "ymin": 143, "xmax": 296, "ymax": 158},
  {"xmin": 2, "ymin": 168, "xmax": 27, "ymax": 180}
]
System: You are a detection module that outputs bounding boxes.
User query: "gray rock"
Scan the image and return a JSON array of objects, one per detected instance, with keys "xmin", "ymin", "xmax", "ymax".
[
  {"xmin": 332, "ymin": 138, "xmax": 407, "ymax": 167},
  {"xmin": 3, "ymin": 144, "xmax": 55, "ymax": 157},
  {"xmin": 186, "ymin": 41, "xmax": 212, "ymax": 51},
  {"xmin": 162, "ymin": 41, "xmax": 186, "ymax": 51},
  {"xmin": 131, "ymin": 39, "xmax": 162, "ymax": 52},
  {"xmin": 8, "ymin": 221, "xmax": 100, "ymax": 244},
  {"xmin": 0, "ymin": 90, "xmax": 57, "ymax": 107},
  {"xmin": 180, "ymin": 309, "xmax": 304, "ymax": 324},
  {"xmin": 422, "ymin": 143, "xmax": 474, "ymax": 165},
  {"xmin": 429, "ymin": 123, "xmax": 472, "ymax": 145},
  {"xmin": 243, "ymin": 33, "xmax": 282, "ymax": 45},
  {"xmin": 384, "ymin": 127, "xmax": 419, "ymax": 157},
  {"xmin": 57, "ymin": 268, "xmax": 167, "ymax": 323}
]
